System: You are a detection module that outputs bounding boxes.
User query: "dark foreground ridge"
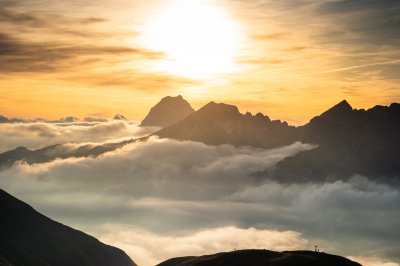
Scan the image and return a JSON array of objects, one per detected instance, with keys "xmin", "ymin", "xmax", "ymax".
[
  {"xmin": 157, "ymin": 249, "xmax": 361, "ymax": 266},
  {"xmin": 0, "ymin": 189, "xmax": 137, "ymax": 266}
]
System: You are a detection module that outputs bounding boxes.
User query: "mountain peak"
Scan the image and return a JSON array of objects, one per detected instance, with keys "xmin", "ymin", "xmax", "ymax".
[
  {"xmin": 310, "ymin": 100, "xmax": 353, "ymax": 124},
  {"xmin": 140, "ymin": 95, "xmax": 194, "ymax": 127},
  {"xmin": 199, "ymin": 101, "xmax": 240, "ymax": 115},
  {"xmin": 331, "ymin": 100, "xmax": 352, "ymax": 112},
  {"xmin": 390, "ymin": 102, "xmax": 400, "ymax": 110},
  {"xmin": 0, "ymin": 115, "xmax": 8, "ymax": 122},
  {"xmin": 162, "ymin": 95, "xmax": 183, "ymax": 101},
  {"xmin": 113, "ymin": 114, "xmax": 128, "ymax": 120}
]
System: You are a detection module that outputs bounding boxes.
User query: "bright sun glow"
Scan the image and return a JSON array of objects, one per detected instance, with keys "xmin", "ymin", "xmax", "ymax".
[{"xmin": 141, "ymin": 0, "xmax": 243, "ymax": 78}]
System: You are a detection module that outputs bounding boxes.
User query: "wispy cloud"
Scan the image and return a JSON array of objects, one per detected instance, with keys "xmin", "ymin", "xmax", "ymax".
[
  {"xmin": 0, "ymin": 32, "xmax": 164, "ymax": 73},
  {"xmin": 306, "ymin": 59, "xmax": 400, "ymax": 76},
  {"xmin": 0, "ymin": 6, "xmax": 45, "ymax": 27},
  {"xmin": 253, "ymin": 32, "xmax": 290, "ymax": 41},
  {"xmin": 317, "ymin": 0, "xmax": 400, "ymax": 46}
]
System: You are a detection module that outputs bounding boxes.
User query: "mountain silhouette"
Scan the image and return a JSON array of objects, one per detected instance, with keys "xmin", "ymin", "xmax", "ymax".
[
  {"xmin": 273, "ymin": 101, "xmax": 400, "ymax": 184},
  {"xmin": 0, "ymin": 189, "xmax": 137, "ymax": 266},
  {"xmin": 0, "ymin": 115, "xmax": 9, "ymax": 123},
  {"xmin": 0, "ymin": 115, "xmax": 25, "ymax": 123},
  {"xmin": 155, "ymin": 101, "xmax": 296, "ymax": 148},
  {"xmin": 114, "ymin": 114, "xmax": 128, "ymax": 120},
  {"xmin": 140, "ymin": 95, "xmax": 195, "ymax": 127},
  {"xmin": 154, "ymin": 99, "xmax": 399, "ymax": 184},
  {"xmin": 157, "ymin": 249, "xmax": 361, "ymax": 266}
]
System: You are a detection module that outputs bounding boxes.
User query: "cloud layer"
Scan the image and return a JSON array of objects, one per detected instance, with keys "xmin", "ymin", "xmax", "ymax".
[
  {"xmin": 0, "ymin": 137, "xmax": 399, "ymax": 265},
  {"xmin": 0, "ymin": 120, "xmax": 157, "ymax": 152},
  {"xmin": 0, "ymin": 138, "xmax": 313, "ymax": 199}
]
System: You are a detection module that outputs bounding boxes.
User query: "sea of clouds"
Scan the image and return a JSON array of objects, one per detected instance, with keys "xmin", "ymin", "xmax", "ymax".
[{"xmin": 0, "ymin": 119, "xmax": 158, "ymax": 152}]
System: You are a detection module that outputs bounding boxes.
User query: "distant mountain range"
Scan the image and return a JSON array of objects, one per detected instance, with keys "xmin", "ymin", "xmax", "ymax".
[
  {"xmin": 0, "ymin": 114, "xmax": 129, "ymax": 123},
  {"xmin": 0, "ymin": 189, "xmax": 137, "ymax": 266},
  {"xmin": 0, "ymin": 139, "xmax": 136, "ymax": 168},
  {"xmin": 157, "ymin": 249, "xmax": 361, "ymax": 266},
  {"xmin": 0, "ymin": 96, "xmax": 399, "ymax": 185}
]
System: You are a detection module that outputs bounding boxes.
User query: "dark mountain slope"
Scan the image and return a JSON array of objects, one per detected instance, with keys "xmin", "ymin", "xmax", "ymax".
[
  {"xmin": 274, "ymin": 101, "xmax": 400, "ymax": 183},
  {"xmin": 155, "ymin": 101, "xmax": 296, "ymax": 149},
  {"xmin": 0, "ymin": 189, "xmax": 137, "ymax": 266},
  {"xmin": 140, "ymin": 95, "xmax": 195, "ymax": 127},
  {"xmin": 157, "ymin": 249, "xmax": 361, "ymax": 266}
]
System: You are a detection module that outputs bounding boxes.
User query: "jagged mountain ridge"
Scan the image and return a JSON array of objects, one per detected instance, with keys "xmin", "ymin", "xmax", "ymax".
[
  {"xmin": 153, "ymin": 99, "xmax": 400, "ymax": 184},
  {"xmin": 274, "ymin": 101, "xmax": 400, "ymax": 183},
  {"xmin": 155, "ymin": 101, "xmax": 296, "ymax": 149},
  {"xmin": 0, "ymin": 189, "xmax": 137, "ymax": 266},
  {"xmin": 157, "ymin": 249, "xmax": 361, "ymax": 266}
]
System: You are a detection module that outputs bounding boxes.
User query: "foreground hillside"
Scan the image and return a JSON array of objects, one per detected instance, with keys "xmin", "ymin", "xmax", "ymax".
[
  {"xmin": 0, "ymin": 189, "xmax": 137, "ymax": 266},
  {"xmin": 157, "ymin": 249, "xmax": 361, "ymax": 266}
]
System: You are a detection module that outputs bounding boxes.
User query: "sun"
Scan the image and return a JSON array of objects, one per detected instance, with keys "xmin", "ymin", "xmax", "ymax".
[{"xmin": 140, "ymin": 0, "xmax": 243, "ymax": 78}]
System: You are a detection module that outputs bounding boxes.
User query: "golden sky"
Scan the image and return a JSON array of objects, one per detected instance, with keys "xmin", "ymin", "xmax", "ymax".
[{"xmin": 0, "ymin": 0, "xmax": 399, "ymax": 124}]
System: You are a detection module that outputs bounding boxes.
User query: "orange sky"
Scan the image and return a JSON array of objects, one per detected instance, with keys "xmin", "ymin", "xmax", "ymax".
[{"xmin": 0, "ymin": 0, "xmax": 399, "ymax": 125}]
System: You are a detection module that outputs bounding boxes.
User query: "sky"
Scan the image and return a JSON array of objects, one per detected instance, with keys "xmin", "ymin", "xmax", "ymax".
[{"xmin": 0, "ymin": 0, "xmax": 399, "ymax": 124}]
